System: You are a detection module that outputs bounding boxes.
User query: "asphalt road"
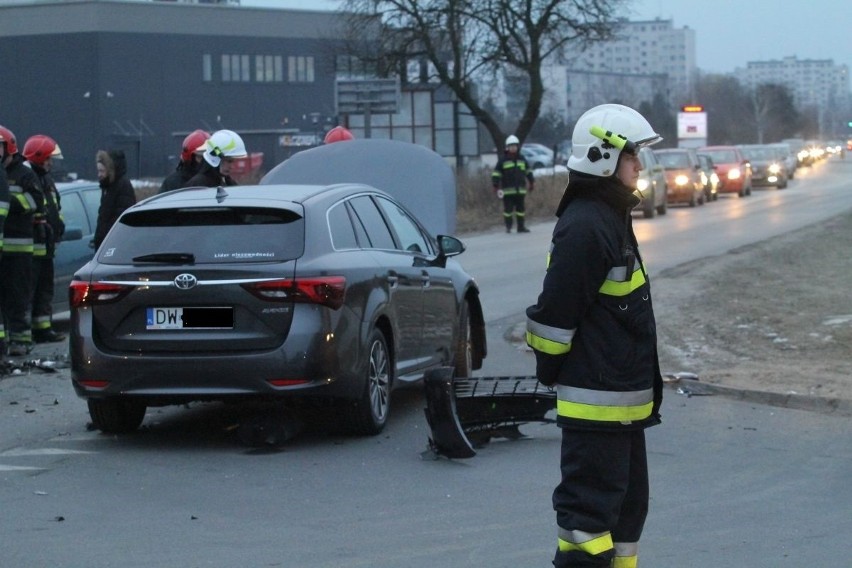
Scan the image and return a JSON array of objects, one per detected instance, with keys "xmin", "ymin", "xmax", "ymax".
[{"xmin": 1, "ymin": 157, "xmax": 850, "ymax": 567}]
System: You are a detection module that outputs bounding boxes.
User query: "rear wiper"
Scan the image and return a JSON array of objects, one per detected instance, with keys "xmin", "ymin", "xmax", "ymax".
[{"xmin": 132, "ymin": 252, "xmax": 196, "ymax": 264}]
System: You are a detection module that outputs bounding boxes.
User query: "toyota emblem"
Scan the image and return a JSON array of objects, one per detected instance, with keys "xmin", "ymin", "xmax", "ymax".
[{"xmin": 174, "ymin": 273, "xmax": 197, "ymax": 290}]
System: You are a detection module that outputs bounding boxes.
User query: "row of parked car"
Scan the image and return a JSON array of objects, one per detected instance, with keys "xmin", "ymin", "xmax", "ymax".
[{"xmin": 633, "ymin": 142, "xmax": 805, "ymax": 218}]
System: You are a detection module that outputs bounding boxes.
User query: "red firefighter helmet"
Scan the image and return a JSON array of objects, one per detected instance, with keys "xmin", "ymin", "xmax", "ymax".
[
  {"xmin": 23, "ymin": 134, "xmax": 63, "ymax": 166},
  {"xmin": 181, "ymin": 129, "xmax": 211, "ymax": 162},
  {"xmin": 0, "ymin": 124, "xmax": 19, "ymax": 155},
  {"xmin": 324, "ymin": 126, "xmax": 354, "ymax": 144}
]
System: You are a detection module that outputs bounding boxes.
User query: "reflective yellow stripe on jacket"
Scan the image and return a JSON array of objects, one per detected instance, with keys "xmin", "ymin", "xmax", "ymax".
[
  {"xmin": 556, "ymin": 385, "xmax": 653, "ymax": 422},
  {"xmin": 526, "ymin": 319, "xmax": 575, "ymax": 355},
  {"xmin": 599, "ymin": 264, "xmax": 646, "ymax": 297}
]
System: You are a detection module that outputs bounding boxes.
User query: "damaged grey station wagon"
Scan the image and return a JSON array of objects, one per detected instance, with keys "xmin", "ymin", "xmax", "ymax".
[{"xmin": 69, "ymin": 140, "xmax": 486, "ymax": 435}]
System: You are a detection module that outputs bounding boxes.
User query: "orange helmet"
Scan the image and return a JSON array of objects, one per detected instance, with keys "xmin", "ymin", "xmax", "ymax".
[
  {"xmin": 324, "ymin": 126, "xmax": 354, "ymax": 144},
  {"xmin": 0, "ymin": 124, "xmax": 18, "ymax": 155},
  {"xmin": 181, "ymin": 129, "xmax": 211, "ymax": 162},
  {"xmin": 23, "ymin": 134, "xmax": 63, "ymax": 166}
]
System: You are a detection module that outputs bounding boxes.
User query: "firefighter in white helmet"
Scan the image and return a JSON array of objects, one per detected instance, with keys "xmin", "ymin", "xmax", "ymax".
[
  {"xmin": 491, "ymin": 134, "xmax": 534, "ymax": 233},
  {"xmin": 525, "ymin": 104, "xmax": 664, "ymax": 568},
  {"xmin": 185, "ymin": 129, "xmax": 247, "ymax": 187}
]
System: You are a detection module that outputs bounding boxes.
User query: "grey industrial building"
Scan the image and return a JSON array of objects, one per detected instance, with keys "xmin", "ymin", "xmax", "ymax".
[{"xmin": 0, "ymin": 1, "xmax": 358, "ymax": 180}]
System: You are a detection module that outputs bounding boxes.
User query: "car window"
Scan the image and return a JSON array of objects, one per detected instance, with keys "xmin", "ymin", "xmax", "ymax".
[
  {"xmin": 59, "ymin": 191, "xmax": 90, "ymax": 234},
  {"xmin": 327, "ymin": 201, "xmax": 359, "ymax": 250},
  {"xmin": 81, "ymin": 187, "xmax": 101, "ymax": 225},
  {"xmin": 98, "ymin": 206, "xmax": 304, "ymax": 264},
  {"xmin": 657, "ymin": 152, "xmax": 690, "ymax": 169},
  {"xmin": 703, "ymin": 150, "xmax": 736, "ymax": 163},
  {"xmin": 348, "ymin": 195, "xmax": 396, "ymax": 250},
  {"xmin": 374, "ymin": 196, "xmax": 431, "ymax": 254}
]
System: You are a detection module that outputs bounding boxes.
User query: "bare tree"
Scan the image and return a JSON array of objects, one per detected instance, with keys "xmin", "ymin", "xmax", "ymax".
[{"xmin": 341, "ymin": 0, "xmax": 626, "ymax": 152}]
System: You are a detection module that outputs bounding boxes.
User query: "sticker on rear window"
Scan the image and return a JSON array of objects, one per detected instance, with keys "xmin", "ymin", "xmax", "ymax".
[{"xmin": 213, "ymin": 252, "xmax": 276, "ymax": 259}]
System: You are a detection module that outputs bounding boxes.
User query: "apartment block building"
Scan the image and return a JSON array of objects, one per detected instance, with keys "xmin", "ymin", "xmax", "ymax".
[{"xmin": 735, "ymin": 56, "xmax": 851, "ymax": 110}]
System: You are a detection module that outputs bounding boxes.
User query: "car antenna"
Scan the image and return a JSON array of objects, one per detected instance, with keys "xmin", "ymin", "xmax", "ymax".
[{"xmin": 216, "ymin": 186, "xmax": 228, "ymax": 203}]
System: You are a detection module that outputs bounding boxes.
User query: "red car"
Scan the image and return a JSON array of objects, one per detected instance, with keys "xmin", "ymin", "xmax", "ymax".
[{"xmin": 698, "ymin": 145, "xmax": 752, "ymax": 197}]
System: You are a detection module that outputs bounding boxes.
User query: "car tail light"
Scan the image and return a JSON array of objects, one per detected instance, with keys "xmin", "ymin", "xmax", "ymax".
[
  {"xmin": 69, "ymin": 281, "xmax": 133, "ymax": 307},
  {"xmin": 243, "ymin": 276, "xmax": 346, "ymax": 310},
  {"xmin": 78, "ymin": 380, "xmax": 110, "ymax": 389},
  {"xmin": 267, "ymin": 378, "xmax": 309, "ymax": 388}
]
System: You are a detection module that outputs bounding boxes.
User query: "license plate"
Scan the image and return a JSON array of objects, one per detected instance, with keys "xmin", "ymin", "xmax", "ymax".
[{"xmin": 146, "ymin": 307, "xmax": 234, "ymax": 330}]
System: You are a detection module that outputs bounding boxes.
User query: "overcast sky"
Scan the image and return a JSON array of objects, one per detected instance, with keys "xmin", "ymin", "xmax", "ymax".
[{"xmin": 239, "ymin": 0, "xmax": 852, "ymax": 75}]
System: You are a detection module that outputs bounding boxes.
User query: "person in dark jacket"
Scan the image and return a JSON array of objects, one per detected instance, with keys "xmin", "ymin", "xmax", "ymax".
[
  {"xmin": 0, "ymin": 129, "xmax": 9, "ymax": 359},
  {"xmin": 158, "ymin": 129, "xmax": 210, "ymax": 193},
  {"xmin": 23, "ymin": 135, "xmax": 66, "ymax": 343},
  {"xmin": 525, "ymin": 104, "xmax": 664, "ymax": 568},
  {"xmin": 94, "ymin": 149, "xmax": 135, "ymax": 250},
  {"xmin": 184, "ymin": 129, "xmax": 247, "ymax": 188},
  {"xmin": 0, "ymin": 125, "xmax": 39, "ymax": 356},
  {"xmin": 492, "ymin": 134, "xmax": 534, "ymax": 233}
]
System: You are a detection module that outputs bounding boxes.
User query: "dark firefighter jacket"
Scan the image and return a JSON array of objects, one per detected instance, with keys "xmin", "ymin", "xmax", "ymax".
[
  {"xmin": 491, "ymin": 152, "xmax": 533, "ymax": 195},
  {"xmin": 3, "ymin": 154, "xmax": 40, "ymax": 256},
  {"xmin": 94, "ymin": 150, "xmax": 136, "ymax": 249},
  {"xmin": 31, "ymin": 164, "xmax": 65, "ymax": 258},
  {"xmin": 159, "ymin": 160, "xmax": 199, "ymax": 194},
  {"xmin": 0, "ymin": 163, "xmax": 8, "ymax": 255},
  {"xmin": 184, "ymin": 161, "xmax": 238, "ymax": 189},
  {"xmin": 526, "ymin": 173, "xmax": 662, "ymax": 431}
]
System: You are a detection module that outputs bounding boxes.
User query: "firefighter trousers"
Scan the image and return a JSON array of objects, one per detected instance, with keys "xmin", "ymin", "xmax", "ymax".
[
  {"xmin": 0, "ymin": 254, "xmax": 34, "ymax": 346},
  {"xmin": 552, "ymin": 428, "xmax": 648, "ymax": 568},
  {"xmin": 502, "ymin": 193, "xmax": 526, "ymax": 231},
  {"xmin": 31, "ymin": 256, "xmax": 56, "ymax": 334}
]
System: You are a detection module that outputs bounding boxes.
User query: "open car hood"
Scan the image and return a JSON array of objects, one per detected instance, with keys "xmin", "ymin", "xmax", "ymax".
[{"xmin": 260, "ymin": 139, "xmax": 456, "ymax": 236}]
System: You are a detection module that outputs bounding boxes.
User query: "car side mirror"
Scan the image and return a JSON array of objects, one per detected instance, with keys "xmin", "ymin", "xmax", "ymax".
[{"xmin": 437, "ymin": 235, "xmax": 465, "ymax": 257}]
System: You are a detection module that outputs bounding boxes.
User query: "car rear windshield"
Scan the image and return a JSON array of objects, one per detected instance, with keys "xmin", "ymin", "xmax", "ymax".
[{"xmin": 97, "ymin": 206, "xmax": 304, "ymax": 264}]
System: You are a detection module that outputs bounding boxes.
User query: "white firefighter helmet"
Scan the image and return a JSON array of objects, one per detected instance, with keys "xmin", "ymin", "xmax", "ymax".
[
  {"xmin": 505, "ymin": 134, "xmax": 520, "ymax": 147},
  {"xmin": 202, "ymin": 129, "xmax": 248, "ymax": 167},
  {"xmin": 567, "ymin": 104, "xmax": 661, "ymax": 177}
]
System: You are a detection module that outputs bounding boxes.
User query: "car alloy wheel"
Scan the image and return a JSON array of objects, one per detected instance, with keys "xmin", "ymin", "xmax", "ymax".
[{"xmin": 344, "ymin": 328, "xmax": 392, "ymax": 435}]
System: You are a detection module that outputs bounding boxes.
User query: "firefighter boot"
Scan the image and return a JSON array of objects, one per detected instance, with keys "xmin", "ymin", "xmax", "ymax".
[
  {"xmin": 517, "ymin": 217, "xmax": 530, "ymax": 233},
  {"xmin": 504, "ymin": 216, "xmax": 513, "ymax": 233},
  {"xmin": 33, "ymin": 329, "xmax": 66, "ymax": 343}
]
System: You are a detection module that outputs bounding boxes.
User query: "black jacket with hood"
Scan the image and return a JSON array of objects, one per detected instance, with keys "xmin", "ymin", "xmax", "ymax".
[{"xmin": 94, "ymin": 150, "xmax": 136, "ymax": 249}]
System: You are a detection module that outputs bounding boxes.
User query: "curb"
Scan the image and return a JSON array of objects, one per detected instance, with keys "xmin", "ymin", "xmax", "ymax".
[{"xmin": 667, "ymin": 379, "xmax": 852, "ymax": 417}]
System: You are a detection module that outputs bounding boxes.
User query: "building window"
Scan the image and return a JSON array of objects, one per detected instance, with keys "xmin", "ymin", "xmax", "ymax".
[
  {"xmin": 255, "ymin": 55, "xmax": 284, "ymax": 83},
  {"xmin": 221, "ymin": 54, "xmax": 252, "ymax": 82},
  {"xmin": 288, "ymin": 56, "xmax": 315, "ymax": 83},
  {"xmin": 202, "ymin": 54, "xmax": 212, "ymax": 82}
]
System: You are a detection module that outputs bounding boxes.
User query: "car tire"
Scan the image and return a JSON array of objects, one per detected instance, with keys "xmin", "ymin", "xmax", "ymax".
[
  {"xmin": 343, "ymin": 328, "xmax": 392, "ymax": 435},
  {"xmin": 453, "ymin": 300, "xmax": 473, "ymax": 378},
  {"xmin": 657, "ymin": 188, "xmax": 668, "ymax": 215},
  {"xmin": 689, "ymin": 193, "xmax": 696, "ymax": 207},
  {"xmin": 87, "ymin": 399, "xmax": 146, "ymax": 434}
]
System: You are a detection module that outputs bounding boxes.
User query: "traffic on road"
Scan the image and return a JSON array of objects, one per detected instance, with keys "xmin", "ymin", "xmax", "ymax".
[{"xmin": 2, "ymin": 141, "xmax": 850, "ymax": 568}]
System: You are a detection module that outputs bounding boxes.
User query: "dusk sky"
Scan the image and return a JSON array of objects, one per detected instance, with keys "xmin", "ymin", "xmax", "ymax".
[{"xmin": 238, "ymin": 0, "xmax": 852, "ymax": 74}]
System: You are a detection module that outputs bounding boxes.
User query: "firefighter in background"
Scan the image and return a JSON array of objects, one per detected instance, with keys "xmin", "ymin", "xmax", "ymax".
[
  {"xmin": 0, "ymin": 125, "xmax": 39, "ymax": 356},
  {"xmin": 23, "ymin": 135, "xmax": 66, "ymax": 343},
  {"xmin": 492, "ymin": 134, "xmax": 534, "ymax": 233},
  {"xmin": 323, "ymin": 126, "xmax": 354, "ymax": 144},
  {"xmin": 0, "ymin": 130, "xmax": 9, "ymax": 360},
  {"xmin": 525, "ymin": 104, "xmax": 664, "ymax": 568},
  {"xmin": 159, "ymin": 129, "xmax": 210, "ymax": 193},
  {"xmin": 185, "ymin": 129, "xmax": 247, "ymax": 188}
]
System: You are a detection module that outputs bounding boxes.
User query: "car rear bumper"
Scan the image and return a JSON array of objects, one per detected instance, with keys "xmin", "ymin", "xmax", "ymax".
[{"xmin": 70, "ymin": 310, "xmax": 364, "ymax": 404}]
